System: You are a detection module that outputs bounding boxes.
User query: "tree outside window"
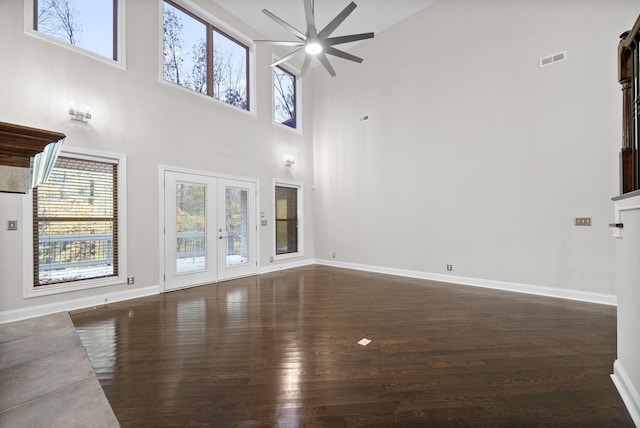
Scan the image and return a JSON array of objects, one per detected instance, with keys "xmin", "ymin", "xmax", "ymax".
[
  {"xmin": 35, "ymin": 0, "xmax": 117, "ymax": 60},
  {"xmin": 274, "ymin": 66, "xmax": 296, "ymax": 128},
  {"xmin": 162, "ymin": 3, "xmax": 206, "ymax": 94},
  {"xmin": 162, "ymin": 1, "xmax": 249, "ymax": 110},
  {"xmin": 213, "ymin": 30, "xmax": 248, "ymax": 109}
]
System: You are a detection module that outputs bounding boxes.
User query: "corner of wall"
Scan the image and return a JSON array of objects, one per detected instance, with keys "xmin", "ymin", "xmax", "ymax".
[{"xmin": 611, "ymin": 360, "xmax": 640, "ymax": 426}]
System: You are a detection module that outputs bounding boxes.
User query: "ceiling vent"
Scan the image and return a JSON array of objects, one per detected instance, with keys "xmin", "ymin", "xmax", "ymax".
[{"xmin": 539, "ymin": 51, "xmax": 566, "ymax": 68}]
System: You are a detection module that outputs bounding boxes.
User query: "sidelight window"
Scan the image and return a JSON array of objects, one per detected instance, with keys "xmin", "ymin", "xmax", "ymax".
[{"xmin": 274, "ymin": 182, "xmax": 303, "ymax": 257}]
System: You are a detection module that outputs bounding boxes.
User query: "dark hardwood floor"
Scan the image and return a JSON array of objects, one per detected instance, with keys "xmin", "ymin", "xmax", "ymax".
[{"xmin": 71, "ymin": 265, "xmax": 634, "ymax": 427}]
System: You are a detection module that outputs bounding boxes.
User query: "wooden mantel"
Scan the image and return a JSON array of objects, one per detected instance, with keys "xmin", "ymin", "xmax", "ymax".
[{"xmin": 0, "ymin": 121, "xmax": 66, "ymax": 168}]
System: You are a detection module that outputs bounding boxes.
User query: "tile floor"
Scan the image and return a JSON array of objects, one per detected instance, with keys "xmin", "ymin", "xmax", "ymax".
[{"xmin": 0, "ymin": 312, "xmax": 119, "ymax": 427}]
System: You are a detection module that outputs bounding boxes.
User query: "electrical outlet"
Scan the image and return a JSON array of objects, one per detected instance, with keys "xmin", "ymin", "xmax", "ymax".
[
  {"xmin": 269, "ymin": 256, "xmax": 273, "ymax": 262},
  {"xmin": 330, "ymin": 252, "xmax": 336, "ymax": 258},
  {"xmin": 575, "ymin": 217, "xmax": 591, "ymax": 226},
  {"xmin": 127, "ymin": 277, "xmax": 134, "ymax": 285},
  {"xmin": 447, "ymin": 264, "xmax": 453, "ymax": 271}
]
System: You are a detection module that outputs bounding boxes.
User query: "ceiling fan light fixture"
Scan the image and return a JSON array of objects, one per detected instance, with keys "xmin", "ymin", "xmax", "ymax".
[
  {"xmin": 305, "ymin": 41, "xmax": 323, "ymax": 55},
  {"xmin": 258, "ymin": 1, "xmax": 374, "ymax": 77}
]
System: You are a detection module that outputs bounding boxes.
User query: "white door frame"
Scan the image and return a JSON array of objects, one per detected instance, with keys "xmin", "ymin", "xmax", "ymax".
[{"xmin": 159, "ymin": 166, "xmax": 259, "ymax": 292}]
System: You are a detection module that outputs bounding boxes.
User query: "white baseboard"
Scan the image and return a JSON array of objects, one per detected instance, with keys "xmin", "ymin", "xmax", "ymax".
[
  {"xmin": 258, "ymin": 258, "xmax": 315, "ymax": 275},
  {"xmin": 611, "ymin": 360, "xmax": 640, "ymax": 426},
  {"xmin": 315, "ymin": 259, "xmax": 617, "ymax": 306},
  {"xmin": 0, "ymin": 258, "xmax": 617, "ymax": 324},
  {"xmin": 0, "ymin": 285, "xmax": 161, "ymax": 324},
  {"xmin": 0, "ymin": 259, "xmax": 317, "ymax": 324}
]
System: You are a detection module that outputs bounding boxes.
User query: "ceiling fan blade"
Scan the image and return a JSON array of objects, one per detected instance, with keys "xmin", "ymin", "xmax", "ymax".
[
  {"xmin": 303, "ymin": 0, "xmax": 318, "ymax": 38},
  {"xmin": 270, "ymin": 48, "xmax": 304, "ymax": 68},
  {"xmin": 262, "ymin": 9, "xmax": 306, "ymax": 40},
  {"xmin": 318, "ymin": 2, "xmax": 357, "ymax": 39},
  {"xmin": 300, "ymin": 54, "xmax": 312, "ymax": 78},
  {"xmin": 325, "ymin": 32, "xmax": 375, "ymax": 46},
  {"xmin": 254, "ymin": 40, "xmax": 305, "ymax": 47},
  {"xmin": 318, "ymin": 53, "xmax": 336, "ymax": 77},
  {"xmin": 324, "ymin": 46, "xmax": 363, "ymax": 63}
]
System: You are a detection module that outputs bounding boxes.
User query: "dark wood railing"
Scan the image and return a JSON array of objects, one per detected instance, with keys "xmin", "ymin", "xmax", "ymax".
[{"xmin": 619, "ymin": 15, "xmax": 640, "ymax": 194}]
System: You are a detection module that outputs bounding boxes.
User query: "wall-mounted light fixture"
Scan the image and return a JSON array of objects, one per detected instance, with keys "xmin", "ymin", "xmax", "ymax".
[
  {"xmin": 284, "ymin": 155, "xmax": 295, "ymax": 167},
  {"xmin": 68, "ymin": 102, "xmax": 92, "ymax": 123}
]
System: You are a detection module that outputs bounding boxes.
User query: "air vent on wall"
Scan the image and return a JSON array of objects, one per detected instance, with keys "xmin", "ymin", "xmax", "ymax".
[{"xmin": 539, "ymin": 51, "xmax": 566, "ymax": 68}]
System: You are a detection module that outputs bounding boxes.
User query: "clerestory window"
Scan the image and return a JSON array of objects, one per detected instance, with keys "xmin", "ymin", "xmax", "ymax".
[
  {"xmin": 33, "ymin": 0, "xmax": 119, "ymax": 61},
  {"xmin": 163, "ymin": 1, "xmax": 250, "ymax": 111},
  {"xmin": 274, "ymin": 65, "xmax": 297, "ymax": 129}
]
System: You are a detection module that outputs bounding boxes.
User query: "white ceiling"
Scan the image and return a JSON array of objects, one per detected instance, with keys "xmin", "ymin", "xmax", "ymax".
[{"xmin": 210, "ymin": 0, "xmax": 440, "ymax": 45}]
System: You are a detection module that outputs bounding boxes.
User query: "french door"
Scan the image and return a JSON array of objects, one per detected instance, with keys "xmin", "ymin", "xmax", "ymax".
[{"xmin": 163, "ymin": 170, "xmax": 257, "ymax": 291}]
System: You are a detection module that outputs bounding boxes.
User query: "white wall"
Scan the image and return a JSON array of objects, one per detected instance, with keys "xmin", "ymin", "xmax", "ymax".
[
  {"xmin": 0, "ymin": 0, "xmax": 315, "ymax": 315},
  {"xmin": 312, "ymin": 0, "xmax": 637, "ymax": 296}
]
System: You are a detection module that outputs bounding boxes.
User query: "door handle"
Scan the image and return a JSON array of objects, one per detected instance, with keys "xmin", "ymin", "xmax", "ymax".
[{"xmin": 219, "ymin": 235, "xmax": 228, "ymax": 240}]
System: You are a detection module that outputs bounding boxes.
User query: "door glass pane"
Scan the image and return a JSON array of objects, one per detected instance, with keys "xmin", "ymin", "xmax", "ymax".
[
  {"xmin": 225, "ymin": 187, "xmax": 248, "ymax": 267},
  {"xmin": 176, "ymin": 182, "xmax": 206, "ymax": 273}
]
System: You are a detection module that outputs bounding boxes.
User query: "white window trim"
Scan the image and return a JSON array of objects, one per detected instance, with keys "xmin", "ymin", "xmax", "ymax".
[
  {"xmin": 271, "ymin": 57, "xmax": 303, "ymax": 134},
  {"xmin": 158, "ymin": 0, "xmax": 256, "ymax": 115},
  {"xmin": 23, "ymin": 146, "xmax": 128, "ymax": 298},
  {"xmin": 273, "ymin": 179, "xmax": 304, "ymax": 261},
  {"xmin": 23, "ymin": 0, "xmax": 127, "ymax": 69}
]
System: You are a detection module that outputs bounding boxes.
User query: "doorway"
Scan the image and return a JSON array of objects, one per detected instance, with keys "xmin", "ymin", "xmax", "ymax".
[{"xmin": 163, "ymin": 170, "xmax": 257, "ymax": 291}]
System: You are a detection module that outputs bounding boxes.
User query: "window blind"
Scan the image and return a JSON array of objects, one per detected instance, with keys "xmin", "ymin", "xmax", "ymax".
[{"xmin": 33, "ymin": 156, "xmax": 118, "ymax": 286}]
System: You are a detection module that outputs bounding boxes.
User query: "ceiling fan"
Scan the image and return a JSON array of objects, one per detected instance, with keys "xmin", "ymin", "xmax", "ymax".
[{"xmin": 255, "ymin": 0, "xmax": 374, "ymax": 77}]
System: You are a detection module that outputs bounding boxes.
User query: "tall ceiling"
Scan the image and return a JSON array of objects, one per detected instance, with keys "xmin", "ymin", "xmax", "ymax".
[{"xmin": 210, "ymin": 0, "xmax": 440, "ymax": 47}]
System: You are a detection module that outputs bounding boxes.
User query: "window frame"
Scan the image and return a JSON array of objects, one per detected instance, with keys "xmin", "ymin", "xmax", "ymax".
[
  {"xmin": 273, "ymin": 180, "xmax": 304, "ymax": 260},
  {"xmin": 23, "ymin": 146, "xmax": 127, "ymax": 298},
  {"xmin": 27, "ymin": 0, "xmax": 124, "ymax": 65},
  {"xmin": 273, "ymin": 64, "xmax": 299, "ymax": 130},
  {"xmin": 162, "ymin": 0, "xmax": 252, "ymax": 112}
]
